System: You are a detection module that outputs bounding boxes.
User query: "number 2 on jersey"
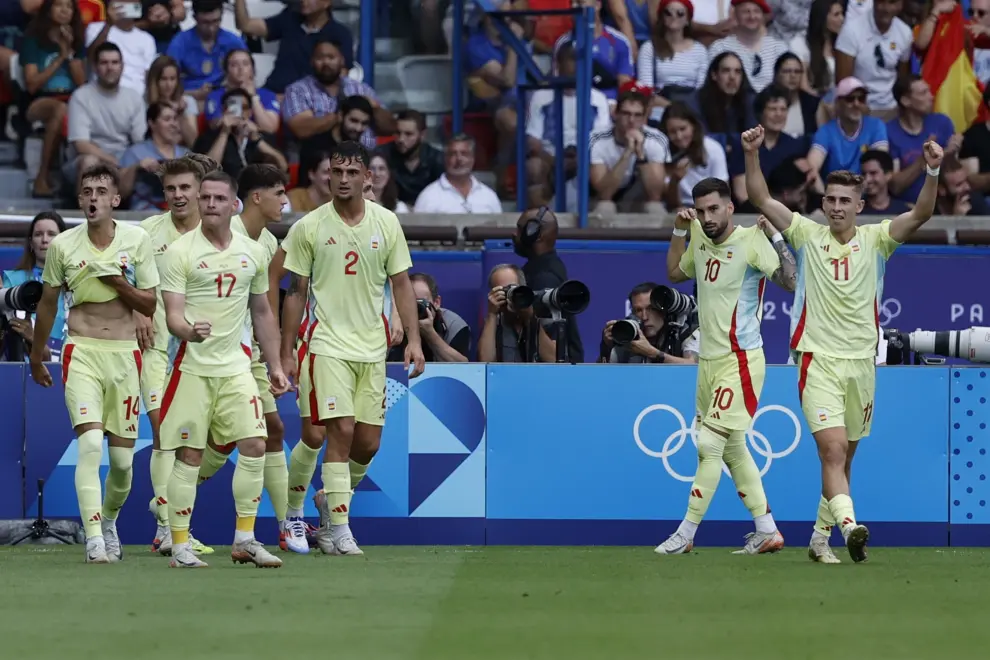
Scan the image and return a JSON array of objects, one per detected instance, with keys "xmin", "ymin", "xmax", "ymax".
[
  {"xmin": 831, "ymin": 257, "xmax": 850, "ymax": 281},
  {"xmin": 215, "ymin": 273, "xmax": 236, "ymax": 297},
  {"xmin": 344, "ymin": 251, "xmax": 359, "ymax": 275}
]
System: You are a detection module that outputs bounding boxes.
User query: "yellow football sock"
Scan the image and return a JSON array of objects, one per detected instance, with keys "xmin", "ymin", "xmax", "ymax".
[
  {"xmin": 264, "ymin": 451, "xmax": 288, "ymax": 522},
  {"xmin": 827, "ymin": 494, "xmax": 858, "ymax": 538},
  {"xmin": 723, "ymin": 430, "xmax": 769, "ymax": 518},
  {"xmin": 149, "ymin": 449, "xmax": 175, "ymax": 524},
  {"xmin": 75, "ymin": 429, "xmax": 104, "ymax": 538},
  {"xmin": 322, "ymin": 462, "xmax": 351, "ymax": 525},
  {"xmin": 197, "ymin": 444, "xmax": 229, "ymax": 483},
  {"xmin": 167, "ymin": 460, "xmax": 199, "ymax": 542},
  {"xmin": 349, "ymin": 458, "xmax": 371, "ymax": 491},
  {"xmin": 101, "ymin": 446, "xmax": 133, "ymax": 520},
  {"xmin": 287, "ymin": 442, "xmax": 320, "ymax": 511},
  {"xmin": 232, "ymin": 454, "xmax": 265, "ymax": 524},
  {"xmin": 685, "ymin": 425, "xmax": 726, "ymax": 525},
  {"xmin": 814, "ymin": 495, "xmax": 835, "ymax": 537}
]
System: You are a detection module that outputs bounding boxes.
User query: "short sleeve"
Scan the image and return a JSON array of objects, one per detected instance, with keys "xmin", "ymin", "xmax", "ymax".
[
  {"xmin": 678, "ymin": 225, "xmax": 697, "ymax": 278},
  {"xmin": 119, "ymin": 145, "xmax": 140, "ymax": 168},
  {"xmin": 159, "ymin": 245, "xmax": 188, "ymax": 294},
  {"xmin": 834, "ymin": 22, "xmax": 859, "ymax": 57},
  {"xmin": 782, "ymin": 212, "xmax": 817, "ymax": 249},
  {"xmin": 134, "ymin": 232, "xmax": 160, "ymax": 289},
  {"xmin": 811, "ymin": 124, "xmax": 831, "ymax": 155},
  {"xmin": 644, "ymin": 133, "xmax": 669, "ymax": 162},
  {"xmin": 281, "ymin": 217, "xmax": 315, "ymax": 277},
  {"xmin": 42, "ymin": 240, "xmax": 66, "ymax": 288},
  {"xmin": 615, "ymin": 37, "xmax": 634, "ymax": 77},
  {"xmin": 250, "ymin": 255, "xmax": 269, "ymax": 295},
  {"xmin": 385, "ymin": 216, "xmax": 413, "ymax": 277},
  {"xmin": 636, "ymin": 41, "xmax": 655, "ymax": 87},
  {"xmin": 868, "ymin": 119, "xmax": 888, "ymax": 149},
  {"xmin": 748, "ymin": 230, "xmax": 782, "ymax": 279},
  {"xmin": 590, "ymin": 133, "xmax": 608, "ymax": 165},
  {"xmin": 681, "ymin": 328, "xmax": 700, "ymax": 356},
  {"xmin": 869, "ymin": 219, "xmax": 901, "ymax": 260}
]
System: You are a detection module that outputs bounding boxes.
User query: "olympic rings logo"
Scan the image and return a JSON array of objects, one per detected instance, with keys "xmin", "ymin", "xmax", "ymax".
[
  {"xmin": 632, "ymin": 404, "xmax": 802, "ymax": 482},
  {"xmin": 878, "ymin": 298, "xmax": 901, "ymax": 326}
]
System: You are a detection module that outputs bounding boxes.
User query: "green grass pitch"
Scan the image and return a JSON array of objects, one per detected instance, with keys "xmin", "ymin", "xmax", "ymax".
[{"xmin": 2, "ymin": 545, "xmax": 989, "ymax": 659}]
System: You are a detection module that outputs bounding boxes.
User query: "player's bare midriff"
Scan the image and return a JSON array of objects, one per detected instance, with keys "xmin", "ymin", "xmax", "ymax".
[{"xmin": 67, "ymin": 299, "xmax": 137, "ymax": 342}]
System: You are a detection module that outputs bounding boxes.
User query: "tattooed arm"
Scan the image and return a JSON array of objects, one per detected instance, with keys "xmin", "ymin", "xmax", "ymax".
[{"xmin": 757, "ymin": 215, "xmax": 797, "ymax": 293}]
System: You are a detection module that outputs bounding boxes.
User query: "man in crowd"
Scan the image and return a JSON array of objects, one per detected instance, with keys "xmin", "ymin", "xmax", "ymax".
[
  {"xmin": 600, "ymin": 283, "xmax": 700, "ymax": 364},
  {"xmin": 387, "ymin": 273, "xmax": 470, "ymax": 363},
  {"xmin": 166, "ymin": 0, "xmax": 247, "ymax": 101},
  {"xmin": 552, "ymin": 0, "xmax": 633, "ymax": 101},
  {"xmin": 860, "ymin": 150, "xmax": 912, "ymax": 216},
  {"xmin": 413, "ymin": 134, "xmax": 503, "ymax": 214},
  {"xmin": 85, "ymin": 1, "xmax": 157, "ymax": 92},
  {"xmin": 379, "ymin": 110, "xmax": 445, "ymax": 207},
  {"xmin": 807, "ymin": 77, "xmax": 888, "ymax": 180},
  {"xmin": 477, "ymin": 264, "xmax": 557, "ymax": 363},
  {"xmin": 936, "ymin": 156, "xmax": 990, "ymax": 216}
]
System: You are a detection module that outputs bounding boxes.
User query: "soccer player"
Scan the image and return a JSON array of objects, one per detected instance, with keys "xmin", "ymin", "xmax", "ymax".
[
  {"xmin": 742, "ymin": 124, "xmax": 943, "ymax": 563},
  {"xmin": 30, "ymin": 164, "xmax": 159, "ymax": 563},
  {"xmin": 658, "ymin": 177, "xmax": 797, "ymax": 555},
  {"xmin": 139, "ymin": 156, "xmax": 214, "ymax": 557},
  {"xmin": 159, "ymin": 170, "xmax": 289, "ymax": 568},
  {"xmin": 280, "ymin": 141, "xmax": 425, "ymax": 556}
]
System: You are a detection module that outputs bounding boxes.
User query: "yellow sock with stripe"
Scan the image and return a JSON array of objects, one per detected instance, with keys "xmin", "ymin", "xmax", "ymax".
[
  {"xmin": 75, "ymin": 429, "xmax": 105, "ymax": 538},
  {"xmin": 232, "ymin": 455, "xmax": 265, "ymax": 543},
  {"xmin": 827, "ymin": 494, "xmax": 858, "ymax": 539},
  {"xmin": 102, "ymin": 446, "xmax": 133, "ymax": 520},
  {"xmin": 264, "ymin": 451, "xmax": 289, "ymax": 522},
  {"xmin": 167, "ymin": 460, "xmax": 199, "ymax": 545},
  {"xmin": 197, "ymin": 444, "xmax": 229, "ymax": 484},
  {"xmin": 681, "ymin": 425, "xmax": 726, "ymax": 540},
  {"xmin": 321, "ymin": 462, "xmax": 351, "ymax": 525},
  {"xmin": 814, "ymin": 495, "xmax": 835, "ymax": 539},
  {"xmin": 349, "ymin": 458, "xmax": 371, "ymax": 492},
  {"xmin": 286, "ymin": 442, "xmax": 320, "ymax": 514},
  {"xmin": 723, "ymin": 430, "xmax": 776, "ymax": 534},
  {"xmin": 149, "ymin": 449, "xmax": 174, "ymax": 525}
]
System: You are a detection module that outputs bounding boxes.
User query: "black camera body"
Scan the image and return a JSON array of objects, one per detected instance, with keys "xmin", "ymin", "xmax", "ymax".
[{"xmin": 502, "ymin": 280, "xmax": 591, "ymax": 318}]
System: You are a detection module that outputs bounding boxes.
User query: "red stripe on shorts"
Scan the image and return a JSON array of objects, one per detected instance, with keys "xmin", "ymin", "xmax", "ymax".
[
  {"xmin": 61, "ymin": 343, "xmax": 75, "ymax": 385},
  {"xmin": 798, "ymin": 352, "xmax": 814, "ymax": 404},
  {"xmin": 308, "ymin": 352, "xmax": 322, "ymax": 426},
  {"xmin": 790, "ymin": 304, "xmax": 807, "ymax": 350},
  {"xmin": 159, "ymin": 341, "xmax": 187, "ymax": 421},
  {"xmin": 381, "ymin": 312, "xmax": 390, "ymax": 347},
  {"xmin": 734, "ymin": 349, "xmax": 759, "ymax": 418},
  {"xmin": 241, "ymin": 343, "xmax": 252, "ymax": 358},
  {"xmin": 133, "ymin": 350, "xmax": 142, "ymax": 378}
]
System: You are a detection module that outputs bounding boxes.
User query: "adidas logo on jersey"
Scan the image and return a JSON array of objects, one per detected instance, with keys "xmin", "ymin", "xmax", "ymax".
[
  {"xmin": 325, "ymin": 237, "xmax": 337, "ymax": 245},
  {"xmin": 197, "ymin": 261, "xmax": 209, "ymax": 269},
  {"xmin": 126, "ymin": 424, "xmax": 136, "ymax": 433},
  {"xmin": 77, "ymin": 260, "xmax": 87, "ymax": 268},
  {"xmin": 156, "ymin": 244, "xmax": 168, "ymax": 254},
  {"xmin": 256, "ymin": 421, "xmax": 265, "ymax": 430},
  {"xmin": 822, "ymin": 245, "xmax": 830, "ymax": 253}
]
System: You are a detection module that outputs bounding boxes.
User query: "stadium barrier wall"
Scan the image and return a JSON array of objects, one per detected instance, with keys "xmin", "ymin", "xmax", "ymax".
[
  {"xmin": 3, "ymin": 243, "xmax": 989, "ymax": 365},
  {"xmin": 3, "ymin": 363, "xmax": 990, "ymax": 547}
]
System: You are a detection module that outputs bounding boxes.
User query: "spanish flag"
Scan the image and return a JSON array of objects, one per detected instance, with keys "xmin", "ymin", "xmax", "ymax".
[{"xmin": 922, "ymin": 5, "xmax": 983, "ymax": 133}]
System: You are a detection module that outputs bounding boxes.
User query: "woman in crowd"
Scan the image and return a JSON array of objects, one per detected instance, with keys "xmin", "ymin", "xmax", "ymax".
[
  {"xmin": 2, "ymin": 211, "xmax": 66, "ymax": 361},
  {"xmin": 286, "ymin": 149, "xmax": 333, "ymax": 213},
  {"xmin": 19, "ymin": 0, "xmax": 85, "ymax": 198},
  {"xmin": 660, "ymin": 102, "xmax": 728, "ymax": 209},
  {"xmin": 145, "ymin": 54, "xmax": 198, "ymax": 146},
  {"xmin": 204, "ymin": 49, "xmax": 280, "ymax": 135},
  {"xmin": 636, "ymin": 0, "xmax": 708, "ymax": 122},
  {"xmin": 773, "ymin": 53, "xmax": 822, "ymax": 139},
  {"xmin": 689, "ymin": 51, "xmax": 754, "ymax": 135},
  {"xmin": 791, "ymin": 0, "xmax": 845, "ymax": 96},
  {"xmin": 370, "ymin": 154, "xmax": 409, "ymax": 213},
  {"xmin": 120, "ymin": 102, "xmax": 189, "ymax": 209}
]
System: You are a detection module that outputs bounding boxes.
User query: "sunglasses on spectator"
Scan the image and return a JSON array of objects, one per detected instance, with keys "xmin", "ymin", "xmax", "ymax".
[
  {"xmin": 664, "ymin": 9, "xmax": 686, "ymax": 18},
  {"xmin": 972, "ymin": 8, "xmax": 988, "ymax": 18},
  {"xmin": 842, "ymin": 93, "xmax": 867, "ymax": 104}
]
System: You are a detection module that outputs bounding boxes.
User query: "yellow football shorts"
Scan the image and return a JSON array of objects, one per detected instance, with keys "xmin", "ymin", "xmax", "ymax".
[
  {"xmin": 159, "ymin": 369, "xmax": 267, "ymax": 450},
  {"xmin": 62, "ymin": 336, "xmax": 142, "ymax": 439},
  {"xmin": 307, "ymin": 353, "xmax": 386, "ymax": 426},
  {"xmin": 797, "ymin": 353, "xmax": 876, "ymax": 441},
  {"xmin": 696, "ymin": 348, "xmax": 766, "ymax": 432},
  {"xmin": 140, "ymin": 347, "xmax": 168, "ymax": 413},
  {"xmin": 251, "ymin": 359, "xmax": 278, "ymax": 415}
]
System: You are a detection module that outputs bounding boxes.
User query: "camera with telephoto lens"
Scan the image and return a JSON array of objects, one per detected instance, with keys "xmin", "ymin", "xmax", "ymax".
[
  {"xmin": 650, "ymin": 285, "xmax": 696, "ymax": 317},
  {"xmin": 503, "ymin": 281, "xmax": 591, "ymax": 318},
  {"xmin": 611, "ymin": 319, "xmax": 640, "ymax": 346},
  {"xmin": 0, "ymin": 281, "xmax": 44, "ymax": 315},
  {"xmin": 416, "ymin": 298, "xmax": 431, "ymax": 321},
  {"xmin": 886, "ymin": 327, "xmax": 990, "ymax": 364},
  {"xmin": 503, "ymin": 284, "xmax": 535, "ymax": 312}
]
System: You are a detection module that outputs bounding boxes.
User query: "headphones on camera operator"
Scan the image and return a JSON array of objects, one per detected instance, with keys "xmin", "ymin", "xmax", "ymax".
[{"xmin": 519, "ymin": 205, "xmax": 548, "ymax": 249}]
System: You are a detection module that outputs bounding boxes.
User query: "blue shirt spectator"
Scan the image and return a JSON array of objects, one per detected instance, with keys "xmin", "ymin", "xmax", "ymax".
[
  {"xmin": 808, "ymin": 77, "xmax": 888, "ymax": 177},
  {"xmin": 607, "ymin": 0, "xmax": 652, "ymax": 43},
  {"xmin": 120, "ymin": 140, "xmax": 189, "ymax": 209},
  {"xmin": 885, "ymin": 76, "xmax": 955, "ymax": 203},
  {"xmin": 165, "ymin": 5, "xmax": 246, "ymax": 93},
  {"xmin": 553, "ymin": 23, "xmax": 634, "ymax": 101},
  {"xmin": 464, "ymin": 25, "xmax": 516, "ymax": 110}
]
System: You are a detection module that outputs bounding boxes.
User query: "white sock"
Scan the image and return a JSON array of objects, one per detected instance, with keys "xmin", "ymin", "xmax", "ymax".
[
  {"xmin": 812, "ymin": 529, "xmax": 830, "ymax": 541},
  {"xmin": 233, "ymin": 529, "xmax": 254, "ymax": 544},
  {"xmin": 676, "ymin": 519, "xmax": 699, "ymax": 541},
  {"xmin": 287, "ymin": 506, "xmax": 303, "ymax": 518},
  {"xmin": 329, "ymin": 522, "xmax": 351, "ymax": 539},
  {"xmin": 754, "ymin": 513, "xmax": 777, "ymax": 534}
]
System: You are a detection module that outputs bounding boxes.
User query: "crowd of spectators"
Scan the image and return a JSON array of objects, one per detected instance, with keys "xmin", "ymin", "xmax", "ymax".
[{"xmin": 0, "ymin": 0, "xmax": 989, "ymax": 216}]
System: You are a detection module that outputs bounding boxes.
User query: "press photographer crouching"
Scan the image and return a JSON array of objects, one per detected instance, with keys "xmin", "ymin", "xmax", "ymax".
[
  {"xmin": 478, "ymin": 265, "xmax": 557, "ymax": 363},
  {"xmin": 387, "ymin": 273, "xmax": 470, "ymax": 362},
  {"xmin": 600, "ymin": 282, "xmax": 700, "ymax": 364}
]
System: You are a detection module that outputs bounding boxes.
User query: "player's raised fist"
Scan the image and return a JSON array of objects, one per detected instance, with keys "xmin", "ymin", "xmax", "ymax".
[
  {"xmin": 923, "ymin": 140, "xmax": 944, "ymax": 169},
  {"xmin": 674, "ymin": 207, "xmax": 696, "ymax": 230},
  {"xmin": 741, "ymin": 126, "xmax": 765, "ymax": 152},
  {"xmin": 190, "ymin": 321, "xmax": 212, "ymax": 342}
]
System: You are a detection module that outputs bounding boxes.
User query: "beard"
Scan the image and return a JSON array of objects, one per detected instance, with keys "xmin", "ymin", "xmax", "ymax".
[{"xmin": 314, "ymin": 69, "xmax": 340, "ymax": 85}]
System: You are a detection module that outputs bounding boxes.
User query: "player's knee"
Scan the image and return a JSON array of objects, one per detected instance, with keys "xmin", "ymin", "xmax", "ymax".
[
  {"xmin": 696, "ymin": 424, "xmax": 727, "ymax": 461},
  {"xmin": 302, "ymin": 423, "xmax": 325, "ymax": 449},
  {"xmin": 817, "ymin": 440, "xmax": 847, "ymax": 468},
  {"xmin": 238, "ymin": 436, "xmax": 266, "ymax": 458},
  {"xmin": 327, "ymin": 418, "xmax": 356, "ymax": 445},
  {"xmin": 77, "ymin": 427, "xmax": 104, "ymax": 457},
  {"xmin": 266, "ymin": 415, "xmax": 285, "ymax": 446},
  {"xmin": 108, "ymin": 446, "xmax": 133, "ymax": 472}
]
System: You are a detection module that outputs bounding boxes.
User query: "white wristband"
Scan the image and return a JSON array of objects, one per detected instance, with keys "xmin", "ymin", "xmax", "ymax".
[
  {"xmin": 672, "ymin": 228, "xmax": 688, "ymax": 237},
  {"xmin": 926, "ymin": 165, "xmax": 940, "ymax": 177},
  {"xmin": 771, "ymin": 232, "xmax": 784, "ymax": 245}
]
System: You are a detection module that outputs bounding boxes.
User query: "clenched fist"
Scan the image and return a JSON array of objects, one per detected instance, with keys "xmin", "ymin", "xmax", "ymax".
[
  {"xmin": 923, "ymin": 140, "xmax": 944, "ymax": 170},
  {"xmin": 741, "ymin": 125, "xmax": 765, "ymax": 152}
]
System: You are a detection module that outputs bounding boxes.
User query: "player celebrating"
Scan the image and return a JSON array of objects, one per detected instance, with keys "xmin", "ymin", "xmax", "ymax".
[
  {"xmin": 31, "ymin": 164, "xmax": 159, "ymax": 563},
  {"xmin": 742, "ymin": 124, "xmax": 943, "ymax": 563},
  {"xmin": 159, "ymin": 170, "xmax": 289, "ymax": 568},
  {"xmin": 658, "ymin": 177, "xmax": 797, "ymax": 555},
  {"xmin": 139, "ymin": 156, "xmax": 214, "ymax": 556},
  {"xmin": 280, "ymin": 141, "xmax": 425, "ymax": 556}
]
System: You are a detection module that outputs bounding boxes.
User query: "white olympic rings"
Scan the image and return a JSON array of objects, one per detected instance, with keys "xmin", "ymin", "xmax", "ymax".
[
  {"xmin": 878, "ymin": 298, "xmax": 901, "ymax": 326},
  {"xmin": 632, "ymin": 404, "xmax": 802, "ymax": 482}
]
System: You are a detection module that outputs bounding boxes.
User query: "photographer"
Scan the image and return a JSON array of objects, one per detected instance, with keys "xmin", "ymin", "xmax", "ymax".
[
  {"xmin": 478, "ymin": 264, "xmax": 557, "ymax": 363},
  {"xmin": 387, "ymin": 273, "xmax": 470, "ymax": 363},
  {"xmin": 600, "ymin": 282, "xmax": 700, "ymax": 364}
]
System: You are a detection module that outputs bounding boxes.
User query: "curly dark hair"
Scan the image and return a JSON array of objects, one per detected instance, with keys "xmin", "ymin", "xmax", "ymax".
[{"xmin": 26, "ymin": 0, "xmax": 85, "ymax": 54}]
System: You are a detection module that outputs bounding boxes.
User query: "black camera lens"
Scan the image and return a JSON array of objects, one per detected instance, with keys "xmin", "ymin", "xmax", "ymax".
[
  {"xmin": 504, "ymin": 284, "xmax": 535, "ymax": 311},
  {"xmin": 416, "ymin": 299, "xmax": 430, "ymax": 320},
  {"xmin": 0, "ymin": 280, "xmax": 43, "ymax": 314},
  {"xmin": 612, "ymin": 319, "xmax": 639, "ymax": 345}
]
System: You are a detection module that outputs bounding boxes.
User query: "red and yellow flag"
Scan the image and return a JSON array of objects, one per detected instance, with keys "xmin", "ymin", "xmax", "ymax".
[{"xmin": 922, "ymin": 5, "xmax": 983, "ymax": 132}]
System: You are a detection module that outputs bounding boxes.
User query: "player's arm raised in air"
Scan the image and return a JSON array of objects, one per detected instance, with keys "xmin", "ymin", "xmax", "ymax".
[
  {"xmin": 666, "ymin": 208, "xmax": 696, "ymax": 283},
  {"xmin": 741, "ymin": 126, "xmax": 794, "ymax": 233},
  {"xmin": 249, "ymin": 291, "xmax": 289, "ymax": 395},
  {"xmin": 756, "ymin": 215, "xmax": 797, "ymax": 292},
  {"xmin": 889, "ymin": 141, "xmax": 944, "ymax": 243}
]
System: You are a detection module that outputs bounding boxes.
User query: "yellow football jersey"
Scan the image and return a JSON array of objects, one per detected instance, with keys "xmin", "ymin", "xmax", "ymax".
[
  {"xmin": 140, "ymin": 211, "xmax": 200, "ymax": 352},
  {"xmin": 282, "ymin": 201, "xmax": 412, "ymax": 362},
  {"xmin": 785, "ymin": 213, "xmax": 900, "ymax": 359},
  {"xmin": 679, "ymin": 221, "xmax": 781, "ymax": 359},
  {"xmin": 160, "ymin": 226, "xmax": 270, "ymax": 377},
  {"xmin": 231, "ymin": 214, "xmax": 278, "ymax": 361},
  {"xmin": 43, "ymin": 220, "xmax": 159, "ymax": 308}
]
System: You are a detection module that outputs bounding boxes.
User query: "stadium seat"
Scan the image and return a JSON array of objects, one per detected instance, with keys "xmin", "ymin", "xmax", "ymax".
[
  {"xmin": 903, "ymin": 229, "xmax": 948, "ymax": 245},
  {"xmin": 463, "ymin": 226, "xmax": 515, "ymax": 241},
  {"xmin": 956, "ymin": 229, "xmax": 990, "ymax": 245},
  {"xmin": 395, "ymin": 56, "xmax": 454, "ymax": 115},
  {"xmin": 253, "ymin": 53, "xmax": 276, "ymax": 88}
]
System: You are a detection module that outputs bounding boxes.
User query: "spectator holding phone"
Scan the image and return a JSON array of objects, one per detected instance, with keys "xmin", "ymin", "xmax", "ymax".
[
  {"xmin": 192, "ymin": 88, "xmax": 287, "ymax": 179},
  {"xmin": 204, "ymin": 48, "xmax": 280, "ymax": 135},
  {"xmin": 85, "ymin": 1, "xmax": 158, "ymax": 92}
]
